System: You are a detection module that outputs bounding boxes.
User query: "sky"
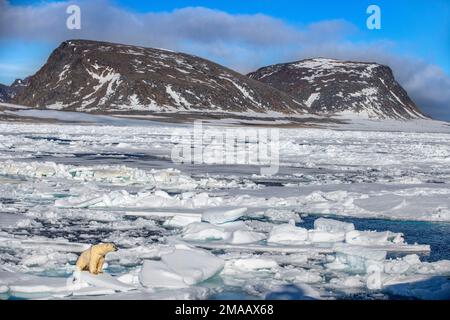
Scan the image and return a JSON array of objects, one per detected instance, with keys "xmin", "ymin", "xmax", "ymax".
[{"xmin": 0, "ymin": 0, "xmax": 449, "ymax": 119}]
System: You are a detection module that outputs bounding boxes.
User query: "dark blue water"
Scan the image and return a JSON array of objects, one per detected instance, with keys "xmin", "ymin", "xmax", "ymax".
[{"xmin": 300, "ymin": 215, "xmax": 450, "ymax": 262}]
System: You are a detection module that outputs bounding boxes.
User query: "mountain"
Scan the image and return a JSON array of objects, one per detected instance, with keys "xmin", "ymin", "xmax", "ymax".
[
  {"xmin": 0, "ymin": 83, "xmax": 12, "ymax": 102},
  {"xmin": 10, "ymin": 77, "xmax": 31, "ymax": 98},
  {"xmin": 0, "ymin": 78, "xmax": 32, "ymax": 103},
  {"xmin": 248, "ymin": 58, "xmax": 426, "ymax": 119},
  {"xmin": 11, "ymin": 40, "xmax": 308, "ymax": 115}
]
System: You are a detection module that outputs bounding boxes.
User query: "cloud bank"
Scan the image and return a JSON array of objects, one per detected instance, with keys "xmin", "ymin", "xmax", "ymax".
[{"xmin": 0, "ymin": 0, "xmax": 449, "ymax": 119}]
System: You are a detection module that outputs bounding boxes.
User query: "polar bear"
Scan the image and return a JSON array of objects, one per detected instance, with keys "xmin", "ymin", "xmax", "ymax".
[{"xmin": 76, "ymin": 243, "xmax": 117, "ymax": 275}]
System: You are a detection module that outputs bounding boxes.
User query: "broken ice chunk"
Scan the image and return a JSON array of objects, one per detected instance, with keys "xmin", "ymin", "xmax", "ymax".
[
  {"xmin": 140, "ymin": 246, "xmax": 224, "ymax": 288},
  {"xmin": 263, "ymin": 209, "xmax": 301, "ymax": 223},
  {"xmin": 202, "ymin": 207, "xmax": 247, "ymax": 225},
  {"xmin": 229, "ymin": 230, "xmax": 266, "ymax": 244},
  {"xmin": 384, "ymin": 254, "xmax": 450, "ymax": 275},
  {"xmin": 314, "ymin": 218, "xmax": 355, "ymax": 233},
  {"xmin": 8, "ymin": 274, "xmax": 75, "ymax": 299},
  {"xmin": 74, "ymin": 271, "xmax": 135, "ymax": 292},
  {"xmin": 182, "ymin": 222, "xmax": 231, "ymax": 241},
  {"xmin": 329, "ymin": 275, "xmax": 366, "ymax": 288},
  {"xmin": 222, "ymin": 258, "xmax": 279, "ymax": 276},
  {"xmin": 345, "ymin": 230, "xmax": 404, "ymax": 245},
  {"xmin": 307, "ymin": 230, "xmax": 345, "ymax": 243},
  {"xmin": 161, "ymin": 247, "xmax": 224, "ymax": 285},
  {"xmin": 139, "ymin": 260, "xmax": 188, "ymax": 288},
  {"xmin": 327, "ymin": 244, "xmax": 387, "ymax": 273},
  {"xmin": 267, "ymin": 224, "xmax": 308, "ymax": 245},
  {"xmin": 275, "ymin": 267, "xmax": 323, "ymax": 284},
  {"xmin": 163, "ymin": 214, "xmax": 202, "ymax": 228}
]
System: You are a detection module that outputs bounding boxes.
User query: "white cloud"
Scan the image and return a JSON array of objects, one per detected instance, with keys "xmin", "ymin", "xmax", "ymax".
[{"xmin": 0, "ymin": 0, "xmax": 449, "ymax": 119}]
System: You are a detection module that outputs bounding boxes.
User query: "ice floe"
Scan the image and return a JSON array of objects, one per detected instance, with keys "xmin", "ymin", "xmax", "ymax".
[
  {"xmin": 140, "ymin": 245, "xmax": 224, "ymax": 288},
  {"xmin": 267, "ymin": 223, "xmax": 308, "ymax": 245},
  {"xmin": 202, "ymin": 207, "xmax": 247, "ymax": 225}
]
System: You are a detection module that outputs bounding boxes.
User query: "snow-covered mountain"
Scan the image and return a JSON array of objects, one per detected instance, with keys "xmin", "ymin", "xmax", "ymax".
[
  {"xmin": 248, "ymin": 58, "xmax": 426, "ymax": 119},
  {"xmin": 11, "ymin": 40, "xmax": 308, "ymax": 115}
]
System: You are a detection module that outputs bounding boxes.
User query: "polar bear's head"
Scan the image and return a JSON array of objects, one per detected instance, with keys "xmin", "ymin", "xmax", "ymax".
[{"xmin": 95, "ymin": 243, "xmax": 118, "ymax": 255}]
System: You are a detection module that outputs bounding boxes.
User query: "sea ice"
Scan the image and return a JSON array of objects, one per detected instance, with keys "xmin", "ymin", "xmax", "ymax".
[
  {"xmin": 139, "ymin": 260, "xmax": 187, "ymax": 288},
  {"xmin": 140, "ymin": 245, "xmax": 224, "ymax": 287},
  {"xmin": 263, "ymin": 209, "xmax": 301, "ymax": 223},
  {"xmin": 163, "ymin": 214, "xmax": 202, "ymax": 228},
  {"xmin": 229, "ymin": 230, "xmax": 266, "ymax": 244},
  {"xmin": 327, "ymin": 244, "xmax": 387, "ymax": 273},
  {"xmin": 267, "ymin": 223, "xmax": 308, "ymax": 245},
  {"xmin": 202, "ymin": 207, "xmax": 247, "ymax": 225},
  {"xmin": 307, "ymin": 230, "xmax": 345, "ymax": 243},
  {"xmin": 8, "ymin": 274, "xmax": 74, "ymax": 299},
  {"xmin": 182, "ymin": 222, "xmax": 231, "ymax": 242},
  {"xmin": 275, "ymin": 267, "xmax": 323, "ymax": 284},
  {"xmin": 222, "ymin": 258, "xmax": 279, "ymax": 276},
  {"xmin": 314, "ymin": 218, "xmax": 355, "ymax": 233},
  {"xmin": 73, "ymin": 271, "xmax": 136, "ymax": 292},
  {"xmin": 345, "ymin": 230, "xmax": 405, "ymax": 245},
  {"xmin": 1, "ymin": 119, "xmax": 450, "ymax": 300},
  {"xmin": 161, "ymin": 246, "xmax": 224, "ymax": 285}
]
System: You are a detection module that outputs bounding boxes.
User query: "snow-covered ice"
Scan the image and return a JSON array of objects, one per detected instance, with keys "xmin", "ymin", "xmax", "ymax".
[
  {"xmin": 267, "ymin": 223, "xmax": 309, "ymax": 245},
  {"xmin": 140, "ymin": 245, "xmax": 224, "ymax": 288},
  {"xmin": 202, "ymin": 207, "xmax": 247, "ymax": 225}
]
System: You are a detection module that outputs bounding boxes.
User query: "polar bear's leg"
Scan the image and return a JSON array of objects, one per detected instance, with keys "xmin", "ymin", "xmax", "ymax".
[
  {"xmin": 89, "ymin": 253, "xmax": 100, "ymax": 274},
  {"xmin": 96, "ymin": 257, "xmax": 105, "ymax": 274}
]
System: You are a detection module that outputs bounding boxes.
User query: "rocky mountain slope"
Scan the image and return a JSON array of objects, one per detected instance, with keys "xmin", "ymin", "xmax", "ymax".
[
  {"xmin": 248, "ymin": 58, "xmax": 426, "ymax": 119},
  {"xmin": 0, "ymin": 84, "xmax": 12, "ymax": 102},
  {"xmin": 0, "ymin": 78, "xmax": 31, "ymax": 103},
  {"xmin": 11, "ymin": 40, "xmax": 308, "ymax": 115}
]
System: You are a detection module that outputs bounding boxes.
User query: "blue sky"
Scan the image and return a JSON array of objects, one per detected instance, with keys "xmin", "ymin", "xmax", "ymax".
[{"xmin": 1, "ymin": 0, "xmax": 449, "ymax": 119}]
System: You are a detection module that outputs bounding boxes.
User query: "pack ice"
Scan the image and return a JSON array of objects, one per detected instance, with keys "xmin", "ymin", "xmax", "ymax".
[{"xmin": 0, "ymin": 119, "xmax": 450, "ymax": 300}]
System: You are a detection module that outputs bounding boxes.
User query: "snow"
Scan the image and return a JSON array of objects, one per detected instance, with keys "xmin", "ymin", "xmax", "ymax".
[
  {"xmin": 46, "ymin": 101, "xmax": 67, "ymax": 110},
  {"xmin": 304, "ymin": 93, "xmax": 320, "ymax": 108},
  {"xmin": 58, "ymin": 64, "xmax": 70, "ymax": 82},
  {"xmin": 219, "ymin": 76, "xmax": 262, "ymax": 108},
  {"xmin": 349, "ymin": 87, "xmax": 378, "ymax": 98},
  {"xmin": 166, "ymin": 85, "xmax": 192, "ymax": 108},
  {"xmin": 84, "ymin": 66, "xmax": 122, "ymax": 107}
]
